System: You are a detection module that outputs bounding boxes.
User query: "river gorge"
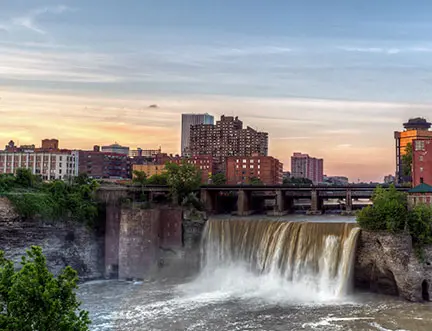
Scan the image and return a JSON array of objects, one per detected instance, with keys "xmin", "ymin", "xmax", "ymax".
[
  {"xmin": 1, "ymin": 195, "xmax": 432, "ymax": 330},
  {"xmin": 76, "ymin": 217, "xmax": 432, "ymax": 331}
]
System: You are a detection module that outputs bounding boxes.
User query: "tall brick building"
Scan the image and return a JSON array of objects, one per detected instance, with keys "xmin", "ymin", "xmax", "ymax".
[
  {"xmin": 291, "ymin": 152, "xmax": 324, "ymax": 184},
  {"xmin": 226, "ymin": 155, "xmax": 283, "ymax": 185},
  {"xmin": 412, "ymin": 139, "xmax": 432, "ymax": 187},
  {"xmin": 189, "ymin": 115, "xmax": 268, "ymax": 170}
]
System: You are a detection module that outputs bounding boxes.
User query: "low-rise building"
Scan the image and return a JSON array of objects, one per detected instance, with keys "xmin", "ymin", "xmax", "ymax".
[
  {"xmin": 408, "ymin": 183, "xmax": 432, "ymax": 209},
  {"xmin": 0, "ymin": 150, "xmax": 78, "ymax": 180},
  {"xmin": 101, "ymin": 143, "xmax": 129, "ymax": 156},
  {"xmin": 78, "ymin": 150, "xmax": 128, "ymax": 179},
  {"xmin": 132, "ymin": 164, "xmax": 166, "ymax": 177},
  {"xmin": 226, "ymin": 155, "xmax": 283, "ymax": 185}
]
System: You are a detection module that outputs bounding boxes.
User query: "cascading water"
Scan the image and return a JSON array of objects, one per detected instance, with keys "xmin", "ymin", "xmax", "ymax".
[{"xmin": 196, "ymin": 218, "xmax": 360, "ymax": 302}]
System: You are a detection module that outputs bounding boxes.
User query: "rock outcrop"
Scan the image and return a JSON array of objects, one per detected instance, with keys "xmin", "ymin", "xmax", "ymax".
[
  {"xmin": 0, "ymin": 197, "xmax": 104, "ymax": 281},
  {"xmin": 355, "ymin": 230, "xmax": 432, "ymax": 301}
]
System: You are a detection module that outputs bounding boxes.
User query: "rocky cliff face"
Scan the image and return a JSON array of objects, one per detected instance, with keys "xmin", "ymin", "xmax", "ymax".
[
  {"xmin": 0, "ymin": 197, "xmax": 104, "ymax": 281},
  {"xmin": 355, "ymin": 230, "xmax": 432, "ymax": 302}
]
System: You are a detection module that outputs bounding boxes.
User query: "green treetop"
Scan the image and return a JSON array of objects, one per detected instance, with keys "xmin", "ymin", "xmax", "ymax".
[{"xmin": 0, "ymin": 246, "xmax": 91, "ymax": 331}]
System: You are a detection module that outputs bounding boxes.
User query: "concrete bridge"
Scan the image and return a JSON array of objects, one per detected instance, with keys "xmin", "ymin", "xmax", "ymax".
[{"xmin": 98, "ymin": 183, "xmax": 409, "ymax": 216}]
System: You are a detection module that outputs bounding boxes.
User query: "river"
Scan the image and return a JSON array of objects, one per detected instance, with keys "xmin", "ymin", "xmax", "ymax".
[{"xmin": 79, "ymin": 215, "xmax": 432, "ymax": 331}]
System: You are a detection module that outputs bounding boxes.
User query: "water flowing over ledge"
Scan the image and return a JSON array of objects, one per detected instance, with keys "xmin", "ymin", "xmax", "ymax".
[{"xmin": 197, "ymin": 218, "xmax": 360, "ymax": 302}]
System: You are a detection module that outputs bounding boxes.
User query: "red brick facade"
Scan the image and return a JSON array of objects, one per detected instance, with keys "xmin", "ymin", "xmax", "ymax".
[
  {"xmin": 412, "ymin": 139, "xmax": 432, "ymax": 186},
  {"xmin": 172, "ymin": 155, "xmax": 215, "ymax": 184},
  {"xmin": 226, "ymin": 155, "xmax": 283, "ymax": 185}
]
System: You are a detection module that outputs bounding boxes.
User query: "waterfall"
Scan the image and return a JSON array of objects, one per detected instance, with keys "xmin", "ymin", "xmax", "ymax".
[{"xmin": 199, "ymin": 218, "xmax": 360, "ymax": 299}]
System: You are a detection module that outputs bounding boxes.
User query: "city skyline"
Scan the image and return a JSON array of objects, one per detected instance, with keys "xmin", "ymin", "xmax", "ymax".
[{"xmin": 3, "ymin": 1, "xmax": 432, "ymax": 182}]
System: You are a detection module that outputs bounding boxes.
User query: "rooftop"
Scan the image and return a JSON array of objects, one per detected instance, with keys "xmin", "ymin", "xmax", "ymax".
[
  {"xmin": 409, "ymin": 183, "xmax": 432, "ymax": 193},
  {"xmin": 403, "ymin": 117, "xmax": 431, "ymax": 130}
]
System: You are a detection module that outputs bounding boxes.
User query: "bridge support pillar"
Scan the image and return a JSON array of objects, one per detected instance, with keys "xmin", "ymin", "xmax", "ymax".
[
  {"xmin": 308, "ymin": 189, "xmax": 323, "ymax": 215},
  {"xmin": 345, "ymin": 189, "xmax": 353, "ymax": 214},
  {"xmin": 201, "ymin": 189, "xmax": 217, "ymax": 214},
  {"xmin": 268, "ymin": 190, "xmax": 292, "ymax": 215},
  {"xmin": 237, "ymin": 190, "xmax": 253, "ymax": 216}
]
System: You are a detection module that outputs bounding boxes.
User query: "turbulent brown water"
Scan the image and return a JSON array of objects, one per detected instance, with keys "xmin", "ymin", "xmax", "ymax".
[
  {"xmin": 78, "ymin": 217, "xmax": 432, "ymax": 331},
  {"xmin": 201, "ymin": 219, "xmax": 360, "ymax": 299}
]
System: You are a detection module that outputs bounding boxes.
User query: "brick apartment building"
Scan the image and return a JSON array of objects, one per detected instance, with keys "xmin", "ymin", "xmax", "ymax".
[
  {"xmin": 412, "ymin": 139, "xmax": 432, "ymax": 186},
  {"xmin": 189, "ymin": 115, "xmax": 268, "ymax": 171},
  {"xmin": 226, "ymin": 155, "xmax": 283, "ymax": 185},
  {"xmin": 172, "ymin": 155, "xmax": 216, "ymax": 184},
  {"xmin": 291, "ymin": 152, "xmax": 324, "ymax": 184},
  {"xmin": 78, "ymin": 148, "xmax": 128, "ymax": 179}
]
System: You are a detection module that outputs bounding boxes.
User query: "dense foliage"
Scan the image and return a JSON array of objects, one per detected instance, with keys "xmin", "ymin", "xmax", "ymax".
[
  {"xmin": 165, "ymin": 162, "xmax": 202, "ymax": 205},
  {"xmin": 283, "ymin": 177, "xmax": 313, "ymax": 185},
  {"xmin": 357, "ymin": 185, "xmax": 432, "ymax": 257},
  {"xmin": 132, "ymin": 171, "xmax": 168, "ymax": 185},
  {"xmin": 210, "ymin": 173, "xmax": 226, "ymax": 185},
  {"xmin": 0, "ymin": 246, "xmax": 90, "ymax": 331},
  {"xmin": 401, "ymin": 143, "xmax": 413, "ymax": 177},
  {"xmin": 249, "ymin": 177, "xmax": 263, "ymax": 185},
  {"xmin": 0, "ymin": 170, "xmax": 99, "ymax": 225}
]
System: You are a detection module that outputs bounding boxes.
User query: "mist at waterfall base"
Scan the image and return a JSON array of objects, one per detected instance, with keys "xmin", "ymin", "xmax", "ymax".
[{"xmin": 79, "ymin": 217, "xmax": 432, "ymax": 331}]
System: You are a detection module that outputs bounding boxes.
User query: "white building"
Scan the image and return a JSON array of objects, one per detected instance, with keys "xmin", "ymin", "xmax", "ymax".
[
  {"xmin": 0, "ymin": 151, "xmax": 79, "ymax": 181},
  {"xmin": 101, "ymin": 143, "xmax": 129, "ymax": 155}
]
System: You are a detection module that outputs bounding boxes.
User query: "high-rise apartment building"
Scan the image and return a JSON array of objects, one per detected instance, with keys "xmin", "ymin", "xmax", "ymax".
[
  {"xmin": 395, "ymin": 118, "xmax": 432, "ymax": 183},
  {"xmin": 181, "ymin": 113, "xmax": 214, "ymax": 156},
  {"xmin": 291, "ymin": 152, "xmax": 323, "ymax": 184},
  {"xmin": 189, "ymin": 115, "xmax": 268, "ymax": 169}
]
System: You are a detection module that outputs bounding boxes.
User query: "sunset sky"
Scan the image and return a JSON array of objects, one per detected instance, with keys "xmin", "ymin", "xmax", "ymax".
[{"xmin": 2, "ymin": 1, "xmax": 432, "ymax": 182}]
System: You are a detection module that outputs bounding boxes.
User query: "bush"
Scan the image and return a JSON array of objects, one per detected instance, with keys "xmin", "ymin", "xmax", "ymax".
[
  {"xmin": 0, "ymin": 246, "xmax": 91, "ymax": 330},
  {"xmin": 3, "ymin": 174, "xmax": 99, "ymax": 226},
  {"xmin": 407, "ymin": 204, "xmax": 432, "ymax": 245},
  {"xmin": 357, "ymin": 185, "xmax": 432, "ymax": 261},
  {"xmin": 356, "ymin": 185, "xmax": 408, "ymax": 233}
]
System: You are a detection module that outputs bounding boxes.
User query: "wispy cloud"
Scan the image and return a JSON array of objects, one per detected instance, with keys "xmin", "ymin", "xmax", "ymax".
[
  {"xmin": 338, "ymin": 46, "xmax": 432, "ymax": 54},
  {"xmin": 3, "ymin": 5, "xmax": 72, "ymax": 35}
]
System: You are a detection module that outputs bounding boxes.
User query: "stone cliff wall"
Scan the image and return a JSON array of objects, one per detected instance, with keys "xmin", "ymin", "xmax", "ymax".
[
  {"xmin": 355, "ymin": 230, "xmax": 432, "ymax": 302},
  {"xmin": 0, "ymin": 197, "xmax": 104, "ymax": 281}
]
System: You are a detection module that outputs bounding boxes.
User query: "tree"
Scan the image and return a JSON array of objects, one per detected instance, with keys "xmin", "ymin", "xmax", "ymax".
[
  {"xmin": 146, "ymin": 173, "xmax": 168, "ymax": 185},
  {"xmin": 211, "ymin": 173, "xmax": 226, "ymax": 185},
  {"xmin": 0, "ymin": 246, "xmax": 91, "ymax": 331},
  {"xmin": 407, "ymin": 204, "xmax": 432, "ymax": 246},
  {"xmin": 357, "ymin": 184, "xmax": 408, "ymax": 232},
  {"xmin": 165, "ymin": 162, "xmax": 201, "ymax": 204},
  {"xmin": 283, "ymin": 177, "xmax": 313, "ymax": 185},
  {"xmin": 401, "ymin": 143, "xmax": 413, "ymax": 177},
  {"xmin": 15, "ymin": 168, "xmax": 35, "ymax": 188},
  {"xmin": 249, "ymin": 177, "xmax": 263, "ymax": 185},
  {"xmin": 132, "ymin": 170, "xmax": 147, "ymax": 185}
]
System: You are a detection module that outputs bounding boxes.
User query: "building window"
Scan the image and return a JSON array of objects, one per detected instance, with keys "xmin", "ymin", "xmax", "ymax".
[
  {"xmin": 243, "ymin": 165, "xmax": 246, "ymax": 169},
  {"xmin": 243, "ymin": 159, "xmax": 246, "ymax": 163},
  {"xmin": 250, "ymin": 165, "xmax": 254, "ymax": 169},
  {"xmin": 420, "ymin": 155, "xmax": 424, "ymax": 162},
  {"xmin": 416, "ymin": 140, "xmax": 425, "ymax": 151},
  {"xmin": 421, "ymin": 177, "xmax": 424, "ymax": 183},
  {"xmin": 420, "ymin": 167, "xmax": 424, "ymax": 172}
]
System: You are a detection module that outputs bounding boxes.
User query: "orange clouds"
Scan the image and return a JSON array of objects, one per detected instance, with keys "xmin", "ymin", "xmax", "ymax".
[{"xmin": 1, "ymin": 89, "xmax": 430, "ymax": 182}]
